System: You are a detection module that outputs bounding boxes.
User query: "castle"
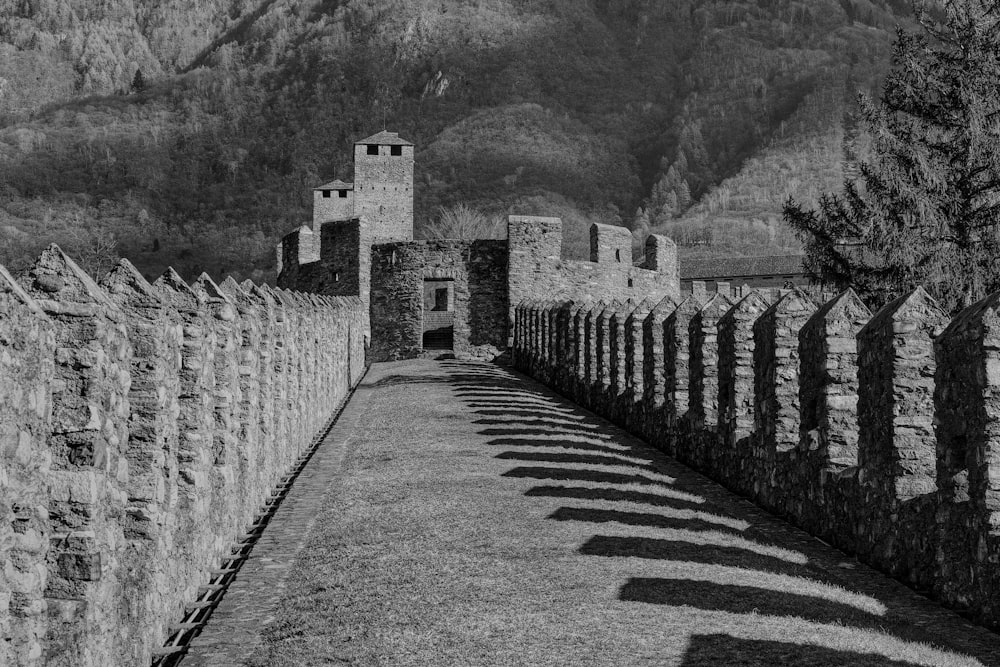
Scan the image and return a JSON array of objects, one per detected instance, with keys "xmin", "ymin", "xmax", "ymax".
[
  {"xmin": 275, "ymin": 131, "xmax": 681, "ymax": 361},
  {"xmin": 6, "ymin": 131, "xmax": 1000, "ymax": 665}
]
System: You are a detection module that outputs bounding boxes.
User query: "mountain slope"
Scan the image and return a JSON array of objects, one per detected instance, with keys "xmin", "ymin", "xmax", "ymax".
[{"xmin": 0, "ymin": 0, "xmax": 911, "ymax": 281}]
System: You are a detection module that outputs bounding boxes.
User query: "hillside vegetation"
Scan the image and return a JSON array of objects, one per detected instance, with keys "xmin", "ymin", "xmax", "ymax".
[{"xmin": 0, "ymin": 0, "xmax": 916, "ymax": 281}]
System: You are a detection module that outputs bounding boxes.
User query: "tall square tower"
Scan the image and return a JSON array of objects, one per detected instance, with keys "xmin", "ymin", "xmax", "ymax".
[{"xmin": 353, "ymin": 131, "xmax": 414, "ymax": 242}]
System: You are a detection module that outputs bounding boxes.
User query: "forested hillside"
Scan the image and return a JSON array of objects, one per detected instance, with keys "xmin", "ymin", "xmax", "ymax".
[{"xmin": 0, "ymin": 0, "xmax": 918, "ymax": 281}]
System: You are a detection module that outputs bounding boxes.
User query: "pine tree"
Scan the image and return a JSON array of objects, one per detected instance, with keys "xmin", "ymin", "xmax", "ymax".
[
  {"xmin": 783, "ymin": 0, "xmax": 1000, "ymax": 313},
  {"xmin": 131, "ymin": 69, "xmax": 147, "ymax": 93}
]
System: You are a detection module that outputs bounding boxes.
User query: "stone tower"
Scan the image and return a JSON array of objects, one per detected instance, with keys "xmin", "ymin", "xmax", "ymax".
[{"xmin": 353, "ymin": 130, "xmax": 414, "ymax": 242}]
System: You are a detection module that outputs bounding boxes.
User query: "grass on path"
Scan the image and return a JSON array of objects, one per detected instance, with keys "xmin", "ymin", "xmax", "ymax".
[{"xmin": 245, "ymin": 360, "xmax": 1000, "ymax": 667}]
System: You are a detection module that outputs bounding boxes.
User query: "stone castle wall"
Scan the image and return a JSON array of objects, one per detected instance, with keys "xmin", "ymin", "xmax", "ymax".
[
  {"xmin": 313, "ymin": 188, "xmax": 354, "ymax": 227},
  {"xmin": 279, "ymin": 216, "xmax": 680, "ymax": 361},
  {"xmin": 368, "ymin": 239, "xmax": 508, "ymax": 361},
  {"xmin": 277, "ymin": 219, "xmax": 370, "ymax": 339},
  {"xmin": 0, "ymin": 247, "xmax": 366, "ymax": 666},
  {"xmin": 507, "ymin": 216, "xmax": 679, "ymax": 334},
  {"xmin": 513, "ymin": 288, "xmax": 1000, "ymax": 628}
]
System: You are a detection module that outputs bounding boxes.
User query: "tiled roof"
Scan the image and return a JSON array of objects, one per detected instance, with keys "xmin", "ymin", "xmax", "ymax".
[
  {"xmin": 680, "ymin": 255, "xmax": 808, "ymax": 280},
  {"xmin": 355, "ymin": 130, "xmax": 414, "ymax": 146},
  {"xmin": 314, "ymin": 180, "xmax": 354, "ymax": 190}
]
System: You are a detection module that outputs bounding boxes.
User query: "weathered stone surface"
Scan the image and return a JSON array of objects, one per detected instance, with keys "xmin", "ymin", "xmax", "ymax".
[
  {"xmin": 751, "ymin": 289, "xmax": 817, "ymax": 508},
  {"xmin": 682, "ymin": 293, "xmax": 732, "ymax": 470},
  {"xmin": 0, "ymin": 248, "xmax": 368, "ymax": 666},
  {"xmin": 663, "ymin": 295, "xmax": 702, "ymax": 455},
  {"xmin": 0, "ymin": 263, "xmax": 54, "ymax": 667},
  {"xmin": 717, "ymin": 291, "xmax": 770, "ymax": 492},
  {"xmin": 510, "ymin": 282, "xmax": 1000, "ymax": 629},
  {"xmin": 857, "ymin": 287, "xmax": 946, "ymax": 585}
]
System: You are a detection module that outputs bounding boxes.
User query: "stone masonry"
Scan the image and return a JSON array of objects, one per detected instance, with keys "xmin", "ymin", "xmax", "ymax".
[
  {"xmin": 514, "ymin": 288, "xmax": 1000, "ymax": 630},
  {"xmin": 0, "ymin": 247, "xmax": 366, "ymax": 666}
]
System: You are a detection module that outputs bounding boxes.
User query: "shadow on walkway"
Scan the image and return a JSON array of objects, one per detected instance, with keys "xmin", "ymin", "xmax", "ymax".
[
  {"xmin": 681, "ymin": 635, "xmax": 925, "ymax": 667},
  {"xmin": 431, "ymin": 359, "xmax": 1000, "ymax": 667}
]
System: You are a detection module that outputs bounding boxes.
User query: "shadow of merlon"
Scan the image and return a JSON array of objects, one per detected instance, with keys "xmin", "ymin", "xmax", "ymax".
[
  {"xmin": 680, "ymin": 634, "xmax": 926, "ymax": 667},
  {"xmin": 525, "ymin": 484, "xmax": 707, "ymax": 510},
  {"xmin": 496, "ymin": 450, "xmax": 655, "ymax": 471},
  {"xmin": 549, "ymin": 506, "xmax": 745, "ymax": 535},
  {"xmin": 621, "ymin": 577, "xmax": 880, "ymax": 627},
  {"xmin": 503, "ymin": 466, "xmax": 673, "ymax": 487}
]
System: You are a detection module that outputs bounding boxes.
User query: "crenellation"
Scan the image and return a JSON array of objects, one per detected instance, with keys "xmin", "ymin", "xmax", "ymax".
[
  {"xmin": 583, "ymin": 301, "xmax": 604, "ymax": 405},
  {"xmin": 683, "ymin": 293, "xmax": 731, "ymax": 470},
  {"xmin": 663, "ymin": 295, "xmax": 702, "ymax": 456},
  {"xmin": 513, "ymin": 285, "xmax": 1000, "ymax": 630},
  {"xmin": 99, "ymin": 259, "xmax": 184, "ymax": 663},
  {"xmin": 0, "ymin": 247, "xmax": 367, "ymax": 665},
  {"xmin": 716, "ymin": 290, "xmax": 769, "ymax": 492},
  {"xmin": 0, "ymin": 264, "xmax": 54, "ymax": 667},
  {"xmin": 19, "ymin": 246, "xmax": 133, "ymax": 667},
  {"xmin": 642, "ymin": 296, "xmax": 677, "ymax": 414},
  {"xmin": 856, "ymin": 287, "xmax": 946, "ymax": 585},
  {"xmin": 751, "ymin": 289, "xmax": 817, "ymax": 510},
  {"xmin": 626, "ymin": 298, "xmax": 657, "ymax": 406},
  {"xmin": 596, "ymin": 301, "xmax": 617, "ymax": 393},
  {"xmin": 608, "ymin": 301, "xmax": 631, "ymax": 402}
]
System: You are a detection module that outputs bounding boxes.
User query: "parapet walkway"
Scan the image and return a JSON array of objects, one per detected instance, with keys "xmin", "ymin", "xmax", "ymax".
[{"xmin": 183, "ymin": 360, "xmax": 1000, "ymax": 666}]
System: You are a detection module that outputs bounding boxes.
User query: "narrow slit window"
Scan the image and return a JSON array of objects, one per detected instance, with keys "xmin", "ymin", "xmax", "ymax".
[{"xmin": 615, "ymin": 249, "xmax": 622, "ymax": 262}]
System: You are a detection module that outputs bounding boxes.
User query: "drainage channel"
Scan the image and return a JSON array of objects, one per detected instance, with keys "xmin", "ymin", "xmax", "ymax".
[{"xmin": 150, "ymin": 375, "xmax": 364, "ymax": 666}]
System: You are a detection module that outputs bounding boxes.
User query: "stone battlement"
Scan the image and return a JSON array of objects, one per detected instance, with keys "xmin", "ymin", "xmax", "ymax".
[
  {"xmin": 277, "ymin": 215, "xmax": 680, "ymax": 361},
  {"xmin": 512, "ymin": 288, "xmax": 1000, "ymax": 627},
  {"xmin": 0, "ymin": 247, "xmax": 366, "ymax": 666}
]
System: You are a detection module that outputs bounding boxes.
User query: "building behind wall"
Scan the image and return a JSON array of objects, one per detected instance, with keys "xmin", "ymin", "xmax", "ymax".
[{"xmin": 277, "ymin": 131, "xmax": 681, "ymax": 361}]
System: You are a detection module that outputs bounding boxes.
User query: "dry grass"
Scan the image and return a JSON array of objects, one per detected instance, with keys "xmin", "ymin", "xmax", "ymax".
[{"xmin": 245, "ymin": 360, "xmax": 1000, "ymax": 667}]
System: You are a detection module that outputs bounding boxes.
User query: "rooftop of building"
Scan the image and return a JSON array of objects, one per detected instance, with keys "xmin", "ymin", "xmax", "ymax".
[
  {"xmin": 314, "ymin": 180, "xmax": 354, "ymax": 191},
  {"xmin": 680, "ymin": 254, "xmax": 808, "ymax": 280},
  {"xmin": 355, "ymin": 130, "xmax": 414, "ymax": 146}
]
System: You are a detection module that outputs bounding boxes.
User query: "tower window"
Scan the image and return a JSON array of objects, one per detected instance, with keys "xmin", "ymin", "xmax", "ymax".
[
  {"xmin": 390, "ymin": 145, "xmax": 402, "ymax": 156},
  {"xmin": 322, "ymin": 190, "xmax": 331, "ymax": 198},
  {"xmin": 615, "ymin": 249, "xmax": 622, "ymax": 262},
  {"xmin": 628, "ymin": 278, "xmax": 634, "ymax": 287},
  {"xmin": 334, "ymin": 272, "xmax": 340, "ymax": 282},
  {"xmin": 367, "ymin": 144, "xmax": 379, "ymax": 155},
  {"xmin": 338, "ymin": 190, "xmax": 348, "ymax": 198}
]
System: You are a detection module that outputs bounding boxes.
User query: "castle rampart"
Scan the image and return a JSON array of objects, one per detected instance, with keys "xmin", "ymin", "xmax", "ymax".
[
  {"xmin": 0, "ymin": 247, "xmax": 366, "ymax": 666},
  {"xmin": 278, "ymin": 215, "xmax": 680, "ymax": 362},
  {"xmin": 513, "ymin": 288, "xmax": 1000, "ymax": 628}
]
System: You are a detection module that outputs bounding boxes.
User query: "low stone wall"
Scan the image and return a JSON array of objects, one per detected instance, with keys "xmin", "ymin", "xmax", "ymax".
[
  {"xmin": 0, "ymin": 246, "xmax": 366, "ymax": 666},
  {"xmin": 514, "ymin": 287, "xmax": 1000, "ymax": 628}
]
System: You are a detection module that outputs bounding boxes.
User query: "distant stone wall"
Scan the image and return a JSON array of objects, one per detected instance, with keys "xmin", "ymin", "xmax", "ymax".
[
  {"xmin": 0, "ymin": 247, "xmax": 366, "ymax": 667},
  {"xmin": 313, "ymin": 188, "xmax": 354, "ymax": 227},
  {"xmin": 368, "ymin": 239, "xmax": 508, "ymax": 362},
  {"xmin": 514, "ymin": 287, "xmax": 1000, "ymax": 628},
  {"xmin": 277, "ymin": 219, "xmax": 370, "ymax": 340},
  {"xmin": 280, "ymin": 215, "xmax": 678, "ymax": 361},
  {"xmin": 508, "ymin": 216, "xmax": 679, "ymax": 337}
]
